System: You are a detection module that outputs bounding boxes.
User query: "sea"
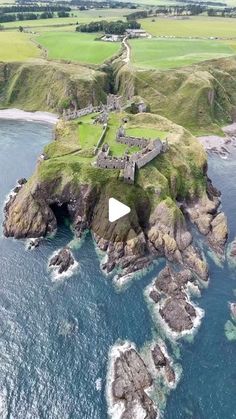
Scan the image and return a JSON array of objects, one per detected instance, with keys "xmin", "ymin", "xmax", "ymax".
[{"xmin": 0, "ymin": 119, "xmax": 235, "ymax": 419}]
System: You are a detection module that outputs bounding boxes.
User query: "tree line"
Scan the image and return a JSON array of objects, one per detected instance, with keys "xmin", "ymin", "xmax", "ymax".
[
  {"xmin": 207, "ymin": 7, "xmax": 236, "ymax": 17},
  {"xmin": 0, "ymin": 5, "xmax": 71, "ymax": 13},
  {"xmin": 0, "ymin": 10, "xmax": 70, "ymax": 23},
  {"xmin": 76, "ymin": 19, "xmax": 140, "ymax": 35}
]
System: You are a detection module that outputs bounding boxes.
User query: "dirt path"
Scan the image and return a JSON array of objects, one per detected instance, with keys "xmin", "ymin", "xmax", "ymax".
[{"xmin": 122, "ymin": 36, "xmax": 131, "ymax": 64}]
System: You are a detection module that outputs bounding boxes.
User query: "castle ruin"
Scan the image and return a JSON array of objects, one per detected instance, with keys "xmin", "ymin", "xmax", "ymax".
[{"xmin": 96, "ymin": 126, "xmax": 168, "ymax": 184}]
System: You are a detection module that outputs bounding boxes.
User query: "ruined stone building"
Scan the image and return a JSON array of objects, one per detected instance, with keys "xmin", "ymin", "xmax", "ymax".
[{"xmin": 96, "ymin": 126, "xmax": 168, "ymax": 184}]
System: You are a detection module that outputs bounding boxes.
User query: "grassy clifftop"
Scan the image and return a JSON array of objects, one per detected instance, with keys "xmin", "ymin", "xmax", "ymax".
[
  {"xmin": 116, "ymin": 56, "xmax": 236, "ymax": 134},
  {"xmin": 37, "ymin": 112, "xmax": 206, "ymax": 214},
  {"xmin": 0, "ymin": 60, "xmax": 108, "ymax": 112}
]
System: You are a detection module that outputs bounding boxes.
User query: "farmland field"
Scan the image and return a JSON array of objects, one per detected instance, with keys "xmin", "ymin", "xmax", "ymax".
[
  {"xmin": 37, "ymin": 32, "xmax": 121, "ymax": 65},
  {"xmin": 130, "ymin": 38, "xmax": 236, "ymax": 70},
  {"xmin": 3, "ymin": 8, "xmax": 130, "ymax": 29},
  {"xmin": 0, "ymin": 31, "xmax": 40, "ymax": 61},
  {"xmin": 140, "ymin": 16, "xmax": 236, "ymax": 39}
]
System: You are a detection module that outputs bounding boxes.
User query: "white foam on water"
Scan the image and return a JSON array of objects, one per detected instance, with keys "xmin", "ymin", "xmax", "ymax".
[
  {"xmin": 131, "ymin": 403, "xmax": 147, "ymax": 419},
  {"xmin": 25, "ymin": 237, "xmax": 43, "ymax": 251},
  {"xmin": 95, "ymin": 378, "xmax": 102, "ymax": 391},
  {"xmin": 186, "ymin": 282, "xmax": 201, "ymax": 298}
]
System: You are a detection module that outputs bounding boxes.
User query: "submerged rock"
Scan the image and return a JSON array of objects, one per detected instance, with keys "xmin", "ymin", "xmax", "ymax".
[
  {"xmin": 225, "ymin": 320, "xmax": 236, "ymax": 342},
  {"xmin": 49, "ymin": 247, "xmax": 75, "ymax": 274}
]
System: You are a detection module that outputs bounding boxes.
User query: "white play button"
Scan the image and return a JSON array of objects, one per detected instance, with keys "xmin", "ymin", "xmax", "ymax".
[{"xmin": 109, "ymin": 198, "xmax": 131, "ymax": 222}]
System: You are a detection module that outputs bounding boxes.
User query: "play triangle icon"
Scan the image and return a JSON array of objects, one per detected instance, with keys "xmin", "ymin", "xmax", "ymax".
[{"xmin": 109, "ymin": 198, "xmax": 131, "ymax": 222}]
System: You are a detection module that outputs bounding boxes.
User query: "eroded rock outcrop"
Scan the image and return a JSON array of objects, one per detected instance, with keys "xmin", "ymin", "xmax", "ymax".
[
  {"xmin": 149, "ymin": 266, "xmax": 202, "ymax": 334},
  {"xmin": 49, "ymin": 247, "xmax": 75, "ymax": 274},
  {"xmin": 108, "ymin": 343, "xmax": 157, "ymax": 419},
  {"xmin": 152, "ymin": 344, "xmax": 175, "ymax": 385},
  {"xmin": 147, "ymin": 200, "xmax": 208, "ymax": 281},
  {"xmin": 185, "ymin": 180, "xmax": 228, "ymax": 256}
]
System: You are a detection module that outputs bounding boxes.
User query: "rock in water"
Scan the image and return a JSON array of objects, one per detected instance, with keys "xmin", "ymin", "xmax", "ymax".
[
  {"xmin": 160, "ymin": 298, "xmax": 196, "ymax": 333},
  {"xmin": 49, "ymin": 248, "xmax": 75, "ymax": 274},
  {"xmin": 152, "ymin": 344, "xmax": 167, "ymax": 368},
  {"xmin": 110, "ymin": 346, "xmax": 157, "ymax": 419},
  {"xmin": 152, "ymin": 266, "xmax": 198, "ymax": 334},
  {"xmin": 18, "ymin": 178, "xmax": 27, "ymax": 186},
  {"xmin": 27, "ymin": 238, "xmax": 41, "ymax": 250}
]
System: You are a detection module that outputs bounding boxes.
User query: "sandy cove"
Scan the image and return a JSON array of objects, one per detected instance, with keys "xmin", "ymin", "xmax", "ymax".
[{"xmin": 0, "ymin": 108, "xmax": 58, "ymax": 124}]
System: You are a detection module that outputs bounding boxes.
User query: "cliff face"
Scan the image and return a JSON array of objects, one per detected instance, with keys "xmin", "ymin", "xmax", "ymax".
[
  {"xmin": 115, "ymin": 57, "xmax": 236, "ymax": 134},
  {"xmin": 3, "ymin": 113, "xmax": 227, "ymax": 281},
  {"xmin": 0, "ymin": 61, "xmax": 109, "ymax": 112}
]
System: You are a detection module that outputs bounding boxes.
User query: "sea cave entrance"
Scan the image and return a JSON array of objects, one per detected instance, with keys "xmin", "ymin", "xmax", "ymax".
[{"xmin": 50, "ymin": 202, "xmax": 71, "ymax": 228}]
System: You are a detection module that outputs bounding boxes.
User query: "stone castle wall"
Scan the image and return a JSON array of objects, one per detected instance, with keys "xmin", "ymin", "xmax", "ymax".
[
  {"xmin": 116, "ymin": 136, "xmax": 148, "ymax": 149},
  {"xmin": 124, "ymin": 160, "xmax": 136, "ymax": 184},
  {"xmin": 63, "ymin": 105, "xmax": 99, "ymax": 121},
  {"xmin": 135, "ymin": 147, "xmax": 162, "ymax": 169},
  {"xmin": 96, "ymin": 156, "xmax": 126, "ymax": 170}
]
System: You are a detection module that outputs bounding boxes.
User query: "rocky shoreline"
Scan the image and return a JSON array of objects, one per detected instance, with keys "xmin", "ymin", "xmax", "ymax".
[
  {"xmin": 3, "ymin": 169, "xmax": 228, "ymax": 282},
  {"xmin": 197, "ymin": 122, "xmax": 236, "ymax": 159}
]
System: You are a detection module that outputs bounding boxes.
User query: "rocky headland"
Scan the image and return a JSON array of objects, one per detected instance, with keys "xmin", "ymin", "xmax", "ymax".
[{"xmin": 3, "ymin": 113, "xmax": 228, "ymax": 285}]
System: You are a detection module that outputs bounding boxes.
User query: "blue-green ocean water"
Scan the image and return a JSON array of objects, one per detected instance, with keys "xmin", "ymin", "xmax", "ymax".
[{"xmin": 0, "ymin": 120, "xmax": 235, "ymax": 419}]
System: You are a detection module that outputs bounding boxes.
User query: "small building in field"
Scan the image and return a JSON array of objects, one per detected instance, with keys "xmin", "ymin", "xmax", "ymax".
[
  {"xmin": 101, "ymin": 34, "xmax": 123, "ymax": 42},
  {"xmin": 125, "ymin": 29, "xmax": 149, "ymax": 38}
]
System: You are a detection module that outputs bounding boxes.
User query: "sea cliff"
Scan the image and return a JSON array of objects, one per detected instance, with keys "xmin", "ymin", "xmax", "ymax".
[{"xmin": 3, "ymin": 112, "xmax": 227, "ymax": 282}]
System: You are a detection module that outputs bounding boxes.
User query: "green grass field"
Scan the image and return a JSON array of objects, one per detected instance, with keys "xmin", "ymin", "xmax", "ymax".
[
  {"xmin": 3, "ymin": 8, "xmax": 130, "ymax": 30},
  {"xmin": 37, "ymin": 31, "xmax": 121, "ymax": 64},
  {"xmin": 76, "ymin": 114, "xmax": 103, "ymax": 150},
  {"xmin": 140, "ymin": 16, "xmax": 236, "ymax": 39},
  {"xmin": 130, "ymin": 38, "xmax": 236, "ymax": 69},
  {"xmin": 126, "ymin": 127, "xmax": 167, "ymax": 139},
  {"xmin": 0, "ymin": 31, "xmax": 39, "ymax": 61}
]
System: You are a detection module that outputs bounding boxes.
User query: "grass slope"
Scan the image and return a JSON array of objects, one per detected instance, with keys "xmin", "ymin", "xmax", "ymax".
[
  {"xmin": 130, "ymin": 38, "xmax": 234, "ymax": 70},
  {"xmin": 0, "ymin": 31, "xmax": 39, "ymax": 61},
  {"xmin": 0, "ymin": 61, "xmax": 108, "ymax": 111},
  {"xmin": 37, "ymin": 32, "xmax": 121, "ymax": 65},
  {"xmin": 117, "ymin": 56, "xmax": 236, "ymax": 134}
]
